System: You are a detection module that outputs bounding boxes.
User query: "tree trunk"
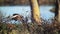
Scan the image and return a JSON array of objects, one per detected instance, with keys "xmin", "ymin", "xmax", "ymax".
[
  {"xmin": 29, "ymin": 0, "xmax": 41, "ymax": 25},
  {"xmin": 55, "ymin": 0, "xmax": 60, "ymax": 22},
  {"xmin": 58, "ymin": 0, "xmax": 60, "ymax": 22}
]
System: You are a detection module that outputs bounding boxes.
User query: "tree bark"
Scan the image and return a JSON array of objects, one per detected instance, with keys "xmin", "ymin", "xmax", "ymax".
[
  {"xmin": 55, "ymin": 0, "xmax": 60, "ymax": 22},
  {"xmin": 29, "ymin": 0, "xmax": 41, "ymax": 25},
  {"xmin": 58, "ymin": 0, "xmax": 60, "ymax": 22}
]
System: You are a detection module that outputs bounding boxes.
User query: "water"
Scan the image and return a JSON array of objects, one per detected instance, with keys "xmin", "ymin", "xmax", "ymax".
[{"xmin": 0, "ymin": 6, "xmax": 54, "ymax": 20}]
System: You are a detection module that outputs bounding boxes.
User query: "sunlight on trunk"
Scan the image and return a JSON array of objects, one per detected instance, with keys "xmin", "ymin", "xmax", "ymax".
[
  {"xmin": 58, "ymin": 0, "xmax": 60, "ymax": 22},
  {"xmin": 29, "ymin": 0, "xmax": 41, "ymax": 25}
]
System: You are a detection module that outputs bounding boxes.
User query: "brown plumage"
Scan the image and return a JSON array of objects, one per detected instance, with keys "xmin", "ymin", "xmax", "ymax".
[{"xmin": 12, "ymin": 14, "xmax": 24, "ymax": 22}]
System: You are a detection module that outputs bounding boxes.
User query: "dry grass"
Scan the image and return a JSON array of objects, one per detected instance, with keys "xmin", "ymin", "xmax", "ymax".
[{"xmin": 0, "ymin": 19, "xmax": 60, "ymax": 34}]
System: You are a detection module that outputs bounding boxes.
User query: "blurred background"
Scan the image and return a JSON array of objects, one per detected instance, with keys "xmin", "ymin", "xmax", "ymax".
[{"xmin": 0, "ymin": 0, "xmax": 59, "ymax": 34}]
